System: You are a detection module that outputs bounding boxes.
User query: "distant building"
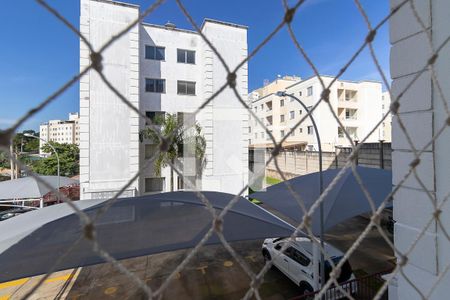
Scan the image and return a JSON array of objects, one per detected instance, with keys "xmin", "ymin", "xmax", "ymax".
[
  {"xmin": 79, "ymin": 0, "xmax": 249, "ymax": 199},
  {"xmin": 39, "ymin": 112, "xmax": 80, "ymax": 155},
  {"xmin": 249, "ymin": 75, "xmax": 385, "ymax": 152}
]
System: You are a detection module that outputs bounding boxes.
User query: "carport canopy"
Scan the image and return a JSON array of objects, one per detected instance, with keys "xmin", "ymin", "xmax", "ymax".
[
  {"xmin": 250, "ymin": 166, "xmax": 393, "ymax": 235},
  {"xmin": 0, "ymin": 191, "xmax": 295, "ymax": 282},
  {"xmin": 0, "ymin": 176, "xmax": 78, "ymax": 200}
]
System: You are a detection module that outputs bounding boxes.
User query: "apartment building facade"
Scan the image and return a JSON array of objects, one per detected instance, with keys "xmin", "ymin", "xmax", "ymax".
[
  {"xmin": 39, "ymin": 112, "xmax": 80, "ymax": 156},
  {"xmin": 79, "ymin": 0, "xmax": 249, "ymax": 199},
  {"xmin": 249, "ymin": 75, "xmax": 385, "ymax": 152}
]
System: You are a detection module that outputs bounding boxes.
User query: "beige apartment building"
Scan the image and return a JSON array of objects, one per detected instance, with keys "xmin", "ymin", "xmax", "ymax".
[
  {"xmin": 249, "ymin": 75, "xmax": 389, "ymax": 152},
  {"xmin": 39, "ymin": 112, "xmax": 80, "ymax": 155}
]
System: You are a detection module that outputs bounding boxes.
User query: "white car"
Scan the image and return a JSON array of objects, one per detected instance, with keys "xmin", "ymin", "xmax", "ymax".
[{"xmin": 262, "ymin": 237, "xmax": 356, "ymax": 295}]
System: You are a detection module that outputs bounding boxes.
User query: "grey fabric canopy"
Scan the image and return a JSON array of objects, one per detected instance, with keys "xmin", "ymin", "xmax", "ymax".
[
  {"xmin": 0, "ymin": 176, "xmax": 78, "ymax": 200},
  {"xmin": 250, "ymin": 166, "xmax": 392, "ymax": 235},
  {"xmin": 0, "ymin": 191, "xmax": 294, "ymax": 282}
]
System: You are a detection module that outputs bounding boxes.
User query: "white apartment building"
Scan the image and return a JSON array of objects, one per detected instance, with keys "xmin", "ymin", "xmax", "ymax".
[
  {"xmin": 39, "ymin": 112, "xmax": 80, "ymax": 155},
  {"xmin": 79, "ymin": 0, "xmax": 249, "ymax": 199},
  {"xmin": 249, "ymin": 75, "xmax": 384, "ymax": 152}
]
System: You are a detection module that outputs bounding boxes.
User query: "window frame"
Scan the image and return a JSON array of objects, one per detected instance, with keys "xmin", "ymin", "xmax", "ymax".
[
  {"xmin": 144, "ymin": 177, "xmax": 165, "ymax": 193},
  {"xmin": 177, "ymin": 80, "xmax": 196, "ymax": 96},
  {"xmin": 145, "ymin": 78, "xmax": 166, "ymax": 93},
  {"xmin": 145, "ymin": 111, "xmax": 165, "ymax": 125},
  {"xmin": 307, "ymin": 86, "xmax": 313, "ymax": 96},
  {"xmin": 307, "ymin": 126, "xmax": 314, "ymax": 135},
  {"xmin": 177, "ymin": 48, "xmax": 196, "ymax": 64},
  {"xmin": 145, "ymin": 45, "xmax": 165, "ymax": 61}
]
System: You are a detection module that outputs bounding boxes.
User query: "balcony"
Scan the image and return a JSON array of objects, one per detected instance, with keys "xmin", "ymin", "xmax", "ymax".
[
  {"xmin": 337, "ymin": 89, "xmax": 358, "ymax": 108},
  {"xmin": 338, "ymin": 108, "xmax": 358, "ymax": 123}
]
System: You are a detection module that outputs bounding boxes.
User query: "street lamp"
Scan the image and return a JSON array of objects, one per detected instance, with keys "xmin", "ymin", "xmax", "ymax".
[
  {"xmin": 24, "ymin": 134, "xmax": 60, "ymax": 206},
  {"xmin": 276, "ymin": 91, "xmax": 325, "ymax": 290}
]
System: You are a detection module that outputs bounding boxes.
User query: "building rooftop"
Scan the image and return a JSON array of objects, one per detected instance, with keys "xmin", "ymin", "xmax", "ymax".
[
  {"xmin": 90, "ymin": 0, "xmax": 140, "ymax": 9},
  {"xmin": 201, "ymin": 18, "xmax": 248, "ymax": 30}
]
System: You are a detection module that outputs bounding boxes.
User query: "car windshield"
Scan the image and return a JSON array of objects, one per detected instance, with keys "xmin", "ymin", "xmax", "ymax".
[{"xmin": 273, "ymin": 237, "xmax": 286, "ymax": 243}]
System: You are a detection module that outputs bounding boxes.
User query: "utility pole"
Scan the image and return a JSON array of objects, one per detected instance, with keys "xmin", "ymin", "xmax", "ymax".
[{"xmin": 9, "ymin": 142, "xmax": 14, "ymax": 180}]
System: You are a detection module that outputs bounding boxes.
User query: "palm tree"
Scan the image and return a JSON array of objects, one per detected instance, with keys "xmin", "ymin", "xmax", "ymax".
[{"xmin": 139, "ymin": 113, "xmax": 206, "ymax": 191}]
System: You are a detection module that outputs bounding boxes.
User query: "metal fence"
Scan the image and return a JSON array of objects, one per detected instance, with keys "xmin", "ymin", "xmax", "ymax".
[
  {"xmin": 290, "ymin": 270, "xmax": 390, "ymax": 300},
  {"xmin": 0, "ymin": 0, "xmax": 449, "ymax": 299}
]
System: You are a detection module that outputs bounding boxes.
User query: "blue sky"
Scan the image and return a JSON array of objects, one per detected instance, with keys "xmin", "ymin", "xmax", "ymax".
[{"xmin": 0, "ymin": 0, "xmax": 390, "ymax": 131}]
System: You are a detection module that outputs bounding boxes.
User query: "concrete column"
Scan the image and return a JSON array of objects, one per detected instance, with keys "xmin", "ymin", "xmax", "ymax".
[{"xmin": 390, "ymin": 0, "xmax": 450, "ymax": 298}]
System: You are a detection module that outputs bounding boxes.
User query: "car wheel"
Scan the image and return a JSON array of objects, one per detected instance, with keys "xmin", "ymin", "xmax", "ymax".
[
  {"xmin": 299, "ymin": 281, "xmax": 314, "ymax": 295},
  {"xmin": 262, "ymin": 249, "xmax": 271, "ymax": 263}
]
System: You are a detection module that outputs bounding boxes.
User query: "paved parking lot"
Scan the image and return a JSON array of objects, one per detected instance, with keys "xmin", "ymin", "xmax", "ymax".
[
  {"xmin": 0, "ymin": 241, "xmax": 302, "ymax": 300},
  {"xmin": 0, "ymin": 215, "xmax": 395, "ymax": 299}
]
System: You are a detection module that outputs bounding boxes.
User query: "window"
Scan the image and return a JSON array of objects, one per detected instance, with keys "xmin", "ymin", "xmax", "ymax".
[
  {"xmin": 145, "ymin": 111, "xmax": 165, "ymax": 125},
  {"xmin": 261, "ymin": 132, "xmax": 265, "ymax": 139},
  {"xmin": 290, "ymin": 111, "xmax": 295, "ymax": 119},
  {"xmin": 291, "ymin": 248, "xmax": 311, "ymax": 266},
  {"xmin": 280, "ymin": 99, "xmax": 285, "ymax": 107},
  {"xmin": 280, "ymin": 115, "xmax": 285, "ymax": 123},
  {"xmin": 280, "ymin": 130, "xmax": 285, "ymax": 137},
  {"xmin": 338, "ymin": 127, "xmax": 344, "ymax": 138},
  {"xmin": 144, "ymin": 178, "xmax": 165, "ymax": 193},
  {"xmin": 145, "ymin": 78, "xmax": 165, "ymax": 93},
  {"xmin": 307, "ymin": 86, "xmax": 313, "ymax": 96},
  {"xmin": 299, "ymin": 91, "xmax": 302, "ymax": 97},
  {"xmin": 291, "ymin": 128, "xmax": 295, "ymax": 136},
  {"xmin": 299, "ymin": 128, "xmax": 303, "ymax": 133},
  {"xmin": 177, "ymin": 81, "xmax": 196, "ymax": 95},
  {"xmin": 177, "ymin": 49, "xmax": 195, "ymax": 64},
  {"xmin": 274, "ymin": 242, "xmax": 284, "ymax": 251},
  {"xmin": 261, "ymin": 104, "xmax": 264, "ymax": 110},
  {"xmin": 255, "ymin": 106, "xmax": 258, "ymax": 113},
  {"xmin": 307, "ymin": 126, "xmax": 314, "ymax": 135},
  {"xmin": 145, "ymin": 45, "xmax": 165, "ymax": 60},
  {"xmin": 177, "ymin": 112, "xmax": 195, "ymax": 128},
  {"xmin": 299, "ymin": 110, "xmax": 302, "ymax": 115},
  {"xmin": 144, "ymin": 144, "xmax": 158, "ymax": 159},
  {"xmin": 345, "ymin": 109, "xmax": 357, "ymax": 119}
]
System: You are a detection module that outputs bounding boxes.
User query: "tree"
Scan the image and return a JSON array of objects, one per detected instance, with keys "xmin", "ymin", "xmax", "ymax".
[
  {"xmin": 32, "ymin": 142, "xmax": 79, "ymax": 177},
  {"xmin": 0, "ymin": 130, "xmax": 39, "ymax": 169},
  {"xmin": 0, "ymin": 151, "xmax": 9, "ymax": 169},
  {"xmin": 139, "ymin": 113, "xmax": 206, "ymax": 191},
  {"xmin": 13, "ymin": 130, "xmax": 40, "ymax": 153}
]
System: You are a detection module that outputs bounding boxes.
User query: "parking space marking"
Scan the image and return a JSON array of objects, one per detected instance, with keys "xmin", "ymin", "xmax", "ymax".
[
  {"xmin": 245, "ymin": 255, "xmax": 256, "ymax": 262},
  {"xmin": 196, "ymin": 266, "xmax": 208, "ymax": 275},
  {"xmin": 44, "ymin": 274, "xmax": 74, "ymax": 283},
  {"xmin": 104, "ymin": 287, "xmax": 118, "ymax": 295},
  {"xmin": 223, "ymin": 261, "xmax": 234, "ymax": 267},
  {"xmin": 0, "ymin": 278, "xmax": 28, "ymax": 290}
]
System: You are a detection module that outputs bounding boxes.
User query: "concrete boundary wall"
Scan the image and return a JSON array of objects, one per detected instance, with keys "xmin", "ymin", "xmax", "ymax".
[{"xmin": 260, "ymin": 142, "xmax": 391, "ymax": 180}]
